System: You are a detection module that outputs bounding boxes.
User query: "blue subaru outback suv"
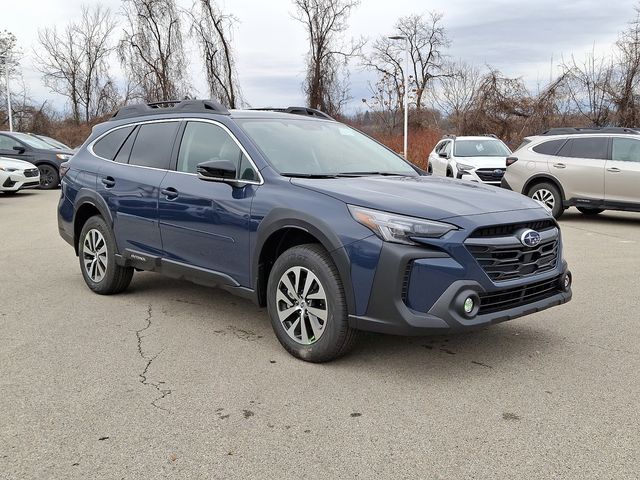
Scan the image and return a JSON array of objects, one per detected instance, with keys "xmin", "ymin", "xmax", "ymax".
[{"xmin": 57, "ymin": 100, "xmax": 572, "ymax": 362}]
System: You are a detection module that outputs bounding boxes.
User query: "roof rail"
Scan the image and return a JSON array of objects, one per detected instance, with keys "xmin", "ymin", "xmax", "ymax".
[
  {"xmin": 442, "ymin": 134, "xmax": 456, "ymax": 139},
  {"xmin": 480, "ymin": 133, "xmax": 498, "ymax": 138},
  {"xmin": 541, "ymin": 127, "xmax": 640, "ymax": 136},
  {"xmin": 248, "ymin": 106, "xmax": 335, "ymax": 120},
  {"xmin": 110, "ymin": 99, "xmax": 230, "ymax": 121}
]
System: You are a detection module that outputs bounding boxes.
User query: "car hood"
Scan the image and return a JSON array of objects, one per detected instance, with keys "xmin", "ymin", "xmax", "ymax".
[
  {"xmin": 291, "ymin": 175, "xmax": 544, "ymax": 220},
  {"xmin": 0, "ymin": 157, "xmax": 37, "ymax": 170},
  {"xmin": 455, "ymin": 156, "xmax": 508, "ymax": 168}
]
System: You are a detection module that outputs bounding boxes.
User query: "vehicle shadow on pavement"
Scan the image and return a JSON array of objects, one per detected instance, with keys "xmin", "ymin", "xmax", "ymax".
[
  {"xmin": 560, "ymin": 209, "xmax": 640, "ymax": 226},
  {"xmin": 124, "ymin": 272, "xmax": 561, "ymax": 375}
]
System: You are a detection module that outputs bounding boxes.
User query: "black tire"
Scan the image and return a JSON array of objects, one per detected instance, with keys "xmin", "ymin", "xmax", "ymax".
[
  {"xmin": 78, "ymin": 215, "xmax": 133, "ymax": 295},
  {"xmin": 266, "ymin": 243, "xmax": 358, "ymax": 363},
  {"xmin": 37, "ymin": 164, "xmax": 60, "ymax": 190},
  {"xmin": 446, "ymin": 167, "xmax": 453, "ymax": 178},
  {"xmin": 577, "ymin": 207, "xmax": 604, "ymax": 215},
  {"xmin": 527, "ymin": 182, "xmax": 564, "ymax": 219},
  {"xmin": 427, "ymin": 163, "xmax": 433, "ymax": 174}
]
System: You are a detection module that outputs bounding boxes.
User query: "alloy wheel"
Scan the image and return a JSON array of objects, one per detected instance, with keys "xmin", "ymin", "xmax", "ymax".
[
  {"xmin": 531, "ymin": 188, "xmax": 555, "ymax": 210},
  {"xmin": 38, "ymin": 165, "xmax": 57, "ymax": 188},
  {"xmin": 276, "ymin": 266, "xmax": 328, "ymax": 345},
  {"xmin": 82, "ymin": 229, "xmax": 108, "ymax": 283}
]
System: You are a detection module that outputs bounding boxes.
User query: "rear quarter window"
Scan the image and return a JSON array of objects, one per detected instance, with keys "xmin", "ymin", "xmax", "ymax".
[
  {"xmin": 92, "ymin": 126, "xmax": 135, "ymax": 160},
  {"xmin": 532, "ymin": 139, "xmax": 566, "ymax": 156}
]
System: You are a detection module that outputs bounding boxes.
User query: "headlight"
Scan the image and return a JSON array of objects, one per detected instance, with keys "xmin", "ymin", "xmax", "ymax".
[
  {"xmin": 56, "ymin": 153, "xmax": 71, "ymax": 160},
  {"xmin": 348, "ymin": 205, "xmax": 457, "ymax": 245},
  {"xmin": 456, "ymin": 163, "xmax": 474, "ymax": 172},
  {"xmin": 0, "ymin": 167, "xmax": 18, "ymax": 172}
]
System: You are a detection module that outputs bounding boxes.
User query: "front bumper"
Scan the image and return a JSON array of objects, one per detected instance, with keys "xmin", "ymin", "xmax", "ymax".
[
  {"xmin": 348, "ymin": 238, "xmax": 572, "ymax": 336},
  {"xmin": 1, "ymin": 172, "xmax": 41, "ymax": 191}
]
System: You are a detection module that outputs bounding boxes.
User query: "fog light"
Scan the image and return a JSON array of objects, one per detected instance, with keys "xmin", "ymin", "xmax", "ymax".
[
  {"xmin": 563, "ymin": 272, "xmax": 572, "ymax": 291},
  {"xmin": 463, "ymin": 297, "xmax": 475, "ymax": 314}
]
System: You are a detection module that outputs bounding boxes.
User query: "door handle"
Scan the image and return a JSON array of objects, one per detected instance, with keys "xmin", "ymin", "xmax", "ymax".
[
  {"xmin": 101, "ymin": 176, "xmax": 115, "ymax": 188},
  {"xmin": 553, "ymin": 163, "xmax": 566, "ymax": 169},
  {"xmin": 161, "ymin": 187, "xmax": 179, "ymax": 199},
  {"xmin": 607, "ymin": 167, "xmax": 621, "ymax": 173}
]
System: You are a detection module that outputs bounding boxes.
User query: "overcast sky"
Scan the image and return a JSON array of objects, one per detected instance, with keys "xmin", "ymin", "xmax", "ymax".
[{"xmin": 3, "ymin": 0, "xmax": 639, "ymax": 113}]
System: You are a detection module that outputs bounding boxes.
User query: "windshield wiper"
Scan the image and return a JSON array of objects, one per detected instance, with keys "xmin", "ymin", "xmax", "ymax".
[
  {"xmin": 335, "ymin": 171, "xmax": 407, "ymax": 177},
  {"xmin": 280, "ymin": 172, "xmax": 339, "ymax": 179}
]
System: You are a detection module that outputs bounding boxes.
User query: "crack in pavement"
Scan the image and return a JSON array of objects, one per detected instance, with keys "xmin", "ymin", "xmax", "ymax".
[{"xmin": 136, "ymin": 305, "xmax": 172, "ymax": 413}]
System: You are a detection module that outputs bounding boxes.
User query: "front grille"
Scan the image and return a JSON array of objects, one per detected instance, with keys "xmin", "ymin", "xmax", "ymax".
[
  {"xmin": 479, "ymin": 275, "xmax": 563, "ymax": 314},
  {"xmin": 469, "ymin": 220, "xmax": 556, "ymax": 238},
  {"xmin": 475, "ymin": 168, "xmax": 505, "ymax": 182},
  {"xmin": 465, "ymin": 230, "xmax": 560, "ymax": 282},
  {"xmin": 24, "ymin": 168, "xmax": 39, "ymax": 177}
]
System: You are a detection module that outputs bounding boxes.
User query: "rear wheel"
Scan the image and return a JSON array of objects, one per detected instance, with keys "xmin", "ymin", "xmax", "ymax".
[
  {"xmin": 266, "ymin": 244, "xmax": 358, "ymax": 363},
  {"xmin": 37, "ymin": 164, "xmax": 60, "ymax": 190},
  {"xmin": 528, "ymin": 182, "xmax": 564, "ymax": 219},
  {"xmin": 577, "ymin": 207, "xmax": 604, "ymax": 215},
  {"xmin": 79, "ymin": 216, "xmax": 133, "ymax": 294}
]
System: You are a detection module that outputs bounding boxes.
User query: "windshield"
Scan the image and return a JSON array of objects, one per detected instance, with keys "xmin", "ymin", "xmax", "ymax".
[
  {"xmin": 454, "ymin": 139, "xmax": 511, "ymax": 157},
  {"xmin": 10, "ymin": 132, "xmax": 56, "ymax": 149},
  {"xmin": 38, "ymin": 135, "xmax": 70, "ymax": 149},
  {"xmin": 237, "ymin": 118, "xmax": 418, "ymax": 176}
]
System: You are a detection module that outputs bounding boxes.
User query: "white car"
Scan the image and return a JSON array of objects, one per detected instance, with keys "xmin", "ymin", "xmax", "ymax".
[
  {"xmin": 428, "ymin": 135, "xmax": 512, "ymax": 186},
  {"xmin": 0, "ymin": 156, "xmax": 41, "ymax": 194}
]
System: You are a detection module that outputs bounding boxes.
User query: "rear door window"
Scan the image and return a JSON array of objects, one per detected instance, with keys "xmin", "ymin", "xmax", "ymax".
[
  {"xmin": 93, "ymin": 126, "xmax": 135, "ymax": 160},
  {"xmin": 532, "ymin": 139, "xmax": 566, "ymax": 156},
  {"xmin": 129, "ymin": 122, "xmax": 180, "ymax": 169},
  {"xmin": 557, "ymin": 137, "xmax": 609, "ymax": 160}
]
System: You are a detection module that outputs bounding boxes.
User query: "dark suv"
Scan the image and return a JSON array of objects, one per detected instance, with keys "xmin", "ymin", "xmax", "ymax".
[
  {"xmin": 0, "ymin": 131, "xmax": 74, "ymax": 189},
  {"xmin": 57, "ymin": 100, "xmax": 572, "ymax": 362}
]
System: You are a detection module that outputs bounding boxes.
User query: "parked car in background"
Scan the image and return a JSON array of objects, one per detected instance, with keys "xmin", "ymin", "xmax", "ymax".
[
  {"xmin": 502, "ymin": 127, "xmax": 640, "ymax": 219},
  {"xmin": 428, "ymin": 135, "xmax": 512, "ymax": 186},
  {"xmin": 0, "ymin": 156, "xmax": 40, "ymax": 194},
  {"xmin": 58, "ymin": 100, "xmax": 572, "ymax": 363},
  {"xmin": 0, "ymin": 131, "xmax": 74, "ymax": 189},
  {"xmin": 27, "ymin": 133, "xmax": 72, "ymax": 150}
]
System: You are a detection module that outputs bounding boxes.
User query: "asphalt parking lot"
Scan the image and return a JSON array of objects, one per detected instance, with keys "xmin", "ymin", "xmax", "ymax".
[{"xmin": 1, "ymin": 190, "xmax": 639, "ymax": 479}]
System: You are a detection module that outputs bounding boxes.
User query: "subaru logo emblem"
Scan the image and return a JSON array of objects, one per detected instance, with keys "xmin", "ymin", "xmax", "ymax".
[
  {"xmin": 493, "ymin": 169, "xmax": 504, "ymax": 177},
  {"xmin": 520, "ymin": 229, "xmax": 541, "ymax": 247}
]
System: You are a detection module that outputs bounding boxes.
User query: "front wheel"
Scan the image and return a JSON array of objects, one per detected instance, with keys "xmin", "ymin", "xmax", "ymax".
[
  {"xmin": 37, "ymin": 164, "xmax": 60, "ymax": 190},
  {"xmin": 577, "ymin": 207, "xmax": 604, "ymax": 215},
  {"xmin": 266, "ymin": 244, "xmax": 358, "ymax": 363},
  {"xmin": 78, "ymin": 216, "xmax": 133, "ymax": 294},
  {"xmin": 528, "ymin": 182, "xmax": 564, "ymax": 219}
]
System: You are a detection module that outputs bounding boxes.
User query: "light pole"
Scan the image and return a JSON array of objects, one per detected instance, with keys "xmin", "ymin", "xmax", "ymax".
[
  {"xmin": 389, "ymin": 35, "xmax": 409, "ymax": 159},
  {"xmin": 0, "ymin": 54, "xmax": 12, "ymax": 132}
]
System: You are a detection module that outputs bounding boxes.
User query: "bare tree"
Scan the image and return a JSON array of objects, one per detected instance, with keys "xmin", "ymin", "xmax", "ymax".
[
  {"xmin": 187, "ymin": 0, "xmax": 242, "ymax": 108},
  {"xmin": 432, "ymin": 60, "xmax": 481, "ymax": 132},
  {"xmin": 119, "ymin": 0, "xmax": 189, "ymax": 102},
  {"xmin": 561, "ymin": 48, "xmax": 614, "ymax": 126},
  {"xmin": 362, "ymin": 72, "xmax": 403, "ymax": 134},
  {"xmin": 293, "ymin": 0, "xmax": 363, "ymax": 116},
  {"xmin": 36, "ymin": 5, "xmax": 118, "ymax": 123},
  {"xmin": 363, "ymin": 12, "xmax": 451, "ymax": 112},
  {"xmin": 609, "ymin": 7, "xmax": 640, "ymax": 127}
]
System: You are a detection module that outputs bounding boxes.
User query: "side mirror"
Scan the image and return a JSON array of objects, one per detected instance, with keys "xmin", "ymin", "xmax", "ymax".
[
  {"xmin": 438, "ymin": 151, "xmax": 449, "ymax": 159},
  {"xmin": 197, "ymin": 160, "xmax": 238, "ymax": 183},
  {"xmin": 13, "ymin": 145, "xmax": 26, "ymax": 154}
]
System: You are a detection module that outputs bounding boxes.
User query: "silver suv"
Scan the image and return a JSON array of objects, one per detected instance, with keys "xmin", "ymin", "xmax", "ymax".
[{"xmin": 502, "ymin": 127, "xmax": 640, "ymax": 219}]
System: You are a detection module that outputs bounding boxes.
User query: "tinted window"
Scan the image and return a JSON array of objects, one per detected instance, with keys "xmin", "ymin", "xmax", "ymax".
[
  {"xmin": 444, "ymin": 141, "xmax": 452, "ymax": 155},
  {"xmin": 435, "ymin": 141, "xmax": 447, "ymax": 153},
  {"xmin": 176, "ymin": 122, "xmax": 255, "ymax": 179},
  {"xmin": 114, "ymin": 126, "xmax": 138, "ymax": 163},
  {"xmin": 0, "ymin": 134, "xmax": 22, "ymax": 150},
  {"xmin": 533, "ymin": 139, "xmax": 566, "ymax": 156},
  {"xmin": 612, "ymin": 138, "xmax": 640, "ymax": 162},
  {"xmin": 93, "ymin": 126, "xmax": 135, "ymax": 160},
  {"xmin": 129, "ymin": 122, "xmax": 179, "ymax": 169},
  {"xmin": 557, "ymin": 137, "xmax": 608, "ymax": 160}
]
